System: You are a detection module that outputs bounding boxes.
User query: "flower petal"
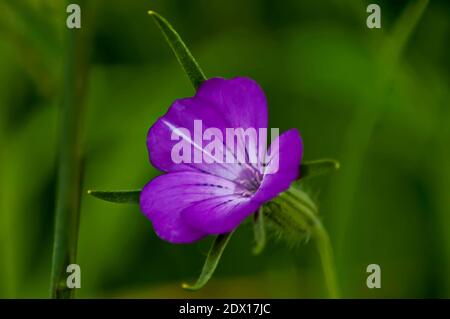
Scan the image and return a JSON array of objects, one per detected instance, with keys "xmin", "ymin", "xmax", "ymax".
[
  {"xmin": 139, "ymin": 171, "xmax": 246, "ymax": 243},
  {"xmin": 252, "ymin": 129, "xmax": 303, "ymax": 203},
  {"xmin": 146, "ymin": 77, "xmax": 268, "ymax": 181},
  {"xmin": 181, "ymin": 196, "xmax": 260, "ymax": 235},
  {"xmin": 196, "ymin": 77, "xmax": 268, "ymax": 130}
]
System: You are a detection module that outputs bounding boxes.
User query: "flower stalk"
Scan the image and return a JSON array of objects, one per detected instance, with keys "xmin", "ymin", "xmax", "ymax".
[
  {"xmin": 312, "ymin": 218, "xmax": 339, "ymax": 298},
  {"xmin": 252, "ymin": 208, "xmax": 266, "ymax": 255},
  {"xmin": 264, "ymin": 186, "xmax": 339, "ymax": 298}
]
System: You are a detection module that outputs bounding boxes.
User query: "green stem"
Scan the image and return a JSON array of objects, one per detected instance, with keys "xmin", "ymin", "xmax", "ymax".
[
  {"xmin": 312, "ymin": 219, "xmax": 339, "ymax": 299},
  {"xmin": 49, "ymin": 0, "xmax": 91, "ymax": 299},
  {"xmin": 286, "ymin": 188, "xmax": 339, "ymax": 298},
  {"xmin": 0, "ymin": 99, "xmax": 15, "ymax": 298},
  {"xmin": 252, "ymin": 208, "xmax": 266, "ymax": 255},
  {"xmin": 267, "ymin": 188, "xmax": 339, "ymax": 298}
]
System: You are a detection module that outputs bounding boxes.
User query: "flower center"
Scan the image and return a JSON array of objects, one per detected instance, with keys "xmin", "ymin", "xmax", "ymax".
[{"xmin": 235, "ymin": 168, "xmax": 263, "ymax": 197}]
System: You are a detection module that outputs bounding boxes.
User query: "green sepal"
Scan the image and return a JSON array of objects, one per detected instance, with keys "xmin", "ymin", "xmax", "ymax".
[
  {"xmin": 148, "ymin": 10, "xmax": 207, "ymax": 90},
  {"xmin": 86, "ymin": 190, "xmax": 140, "ymax": 204},
  {"xmin": 299, "ymin": 159, "xmax": 340, "ymax": 180},
  {"xmin": 182, "ymin": 231, "xmax": 234, "ymax": 291},
  {"xmin": 252, "ymin": 208, "xmax": 266, "ymax": 255},
  {"xmin": 263, "ymin": 186, "xmax": 318, "ymax": 244}
]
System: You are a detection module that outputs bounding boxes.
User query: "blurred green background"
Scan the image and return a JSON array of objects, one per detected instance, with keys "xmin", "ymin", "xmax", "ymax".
[{"xmin": 0, "ymin": 0, "xmax": 449, "ymax": 298}]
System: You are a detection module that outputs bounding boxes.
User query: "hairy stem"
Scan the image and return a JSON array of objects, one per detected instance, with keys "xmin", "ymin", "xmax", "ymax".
[
  {"xmin": 312, "ymin": 219, "xmax": 339, "ymax": 298},
  {"xmin": 266, "ymin": 187, "xmax": 339, "ymax": 298},
  {"xmin": 286, "ymin": 188, "xmax": 339, "ymax": 298}
]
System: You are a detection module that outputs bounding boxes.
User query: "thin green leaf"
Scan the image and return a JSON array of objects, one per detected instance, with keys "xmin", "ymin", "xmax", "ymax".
[
  {"xmin": 87, "ymin": 190, "xmax": 141, "ymax": 204},
  {"xmin": 182, "ymin": 232, "xmax": 234, "ymax": 291},
  {"xmin": 299, "ymin": 159, "xmax": 340, "ymax": 180},
  {"xmin": 252, "ymin": 208, "xmax": 266, "ymax": 255},
  {"xmin": 148, "ymin": 10, "xmax": 206, "ymax": 90}
]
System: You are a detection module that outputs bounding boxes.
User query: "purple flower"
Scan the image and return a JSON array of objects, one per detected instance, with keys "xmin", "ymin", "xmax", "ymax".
[{"xmin": 140, "ymin": 77, "xmax": 303, "ymax": 243}]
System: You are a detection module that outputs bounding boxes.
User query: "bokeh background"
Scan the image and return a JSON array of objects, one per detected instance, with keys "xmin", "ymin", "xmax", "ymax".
[{"xmin": 0, "ymin": 0, "xmax": 449, "ymax": 298}]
